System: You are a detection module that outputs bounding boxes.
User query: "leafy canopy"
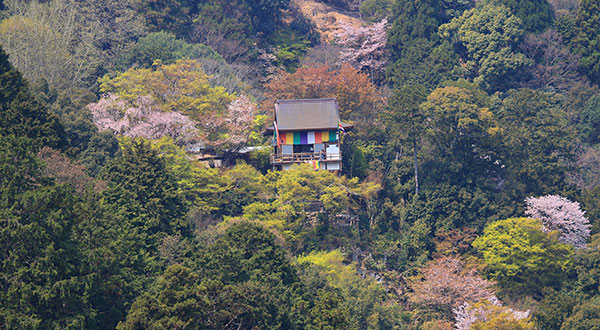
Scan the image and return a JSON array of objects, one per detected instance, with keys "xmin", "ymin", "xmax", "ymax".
[
  {"xmin": 473, "ymin": 217, "xmax": 573, "ymax": 295},
  {"xmin": 99, "ymin": 59, "xmax": 234, "ymax": 122},
  {"xmin": 439, "ymin": 2, "xmax": 531, "ymax": 91}
]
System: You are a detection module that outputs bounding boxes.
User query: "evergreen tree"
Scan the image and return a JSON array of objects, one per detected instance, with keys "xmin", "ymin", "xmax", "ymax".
[
  {"xmin": 439, "ymin": 2, "xmax": 531, "ymax": 91},
  {"xmin": 497, "ymin": 89, "xmax": 576, "ymax": 199},
  {"xmin": 574, "ymin": 0, "xmax": 600, "ymax": 84},
  {"xmin": 102, "ymin": 138, "xmax": 190, "ymax": 249},
  {"xmin": 386, "ymin": 85, "xmax": 428, "ymax": 195},
  {"xmin": 74, "ymin": 197, "xmax": 162, "ymax": 329},
  {"xmin": 135, "ymin": 0, "xmax": 194, "ymax": 38},
  {"xmin": 31, "ymin": 80, "xmax": 120, "ymax": 176},
  {"xmin": 0, "ymin": 135, "xmax": 86, "ymax": 328},
  {"xmin": 0, "ymin": 45, "xmax": 64, "ymax": 149},
  {"xmin": 387, "ymin": 0, "xmax": 444, "ymax": 60},
  {"xmin": 497, "ymin": 0, "xmax": 553, "ymax": 32},
  {"xmin": 120, "ymin": 221, "xmax": 304, "ymax": 329},
  {"xmin": 578, "ymin": 95, "xmax": 600, "ymax": 145}
]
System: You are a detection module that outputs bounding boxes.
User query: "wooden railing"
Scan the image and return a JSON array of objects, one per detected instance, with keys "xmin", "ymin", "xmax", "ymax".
[{"xmin": 271, "ymin": 152, "xmax": 340, "ymax": 164}]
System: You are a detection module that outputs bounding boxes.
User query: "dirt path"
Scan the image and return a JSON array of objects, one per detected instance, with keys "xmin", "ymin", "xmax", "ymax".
[{"xmin": 293, "ymin": 0, "xmax": 363, "ymax": 42}]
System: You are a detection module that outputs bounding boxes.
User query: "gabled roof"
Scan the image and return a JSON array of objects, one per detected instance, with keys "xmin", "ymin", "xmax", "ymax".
[{"xmin": 275, "ymin": 98, "xmax": 341, "ymax": 131}]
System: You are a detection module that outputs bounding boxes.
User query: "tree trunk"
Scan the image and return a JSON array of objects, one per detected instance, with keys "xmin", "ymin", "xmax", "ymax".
[{"xmin": 413, "ymin": 136, "xmax": 419, "ymax": 195}]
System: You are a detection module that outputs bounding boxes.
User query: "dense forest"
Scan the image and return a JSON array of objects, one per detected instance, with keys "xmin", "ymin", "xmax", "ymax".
[{"xmin": 1, "ymin": 0, "xmax": 599, "ymax": 328}]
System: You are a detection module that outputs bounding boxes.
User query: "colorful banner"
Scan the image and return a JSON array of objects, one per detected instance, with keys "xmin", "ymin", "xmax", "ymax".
[
  {"xmin": 315, "ymin": 131, "xmax": 322, "ymax": 144},
  {"xmin": 329, "ymin": 130, "xmax": 337, "ymax": 142},
  {"xmin": 307, "ymin": 131, "xmax": 315, "ymax": 144},
  {"xmin": 312, "ymin": 160, "xmax": 320, "ymax": 170},
  {"xmin": 279, "ymin": 131, "xmax": 337, "ymax": 145},
  {"xmin": 274, "ymin": 121, "xmax": 281, "ymax": 148}
]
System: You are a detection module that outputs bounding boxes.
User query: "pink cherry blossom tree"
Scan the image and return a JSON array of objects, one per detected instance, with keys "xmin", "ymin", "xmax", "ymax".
[
  {"xmin": 89, "ymin": 93, "xmax": 259, "ymax": 153},
  {"xmin": 223, "ymin": 94, "xmax": 259, "ymax": 148},
  {"xmin": 525, "ymin": 195, "xmax": 591, "ymax": 249},
  {"xmin": 408, "ymin": 256, "xmax": 496, "ymax": 318},
  {"xmin": 336, "ymin": 19, "xmax": 388, "ymax": 83},
  {"xmin": 203, "ymin": 94, "xmax": 259, "ymax": 151},
  {"xmin": 88, "ymin": 93, "xmax": 199, "ymax": 145}
]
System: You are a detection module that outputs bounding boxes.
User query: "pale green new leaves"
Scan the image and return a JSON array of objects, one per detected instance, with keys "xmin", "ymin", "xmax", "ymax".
[
  {"xmin": 473, "ymin": 217, "xmax": 573, "ymax": 294},
  {"xmin": 242, "ymin": 164, "xmax": 381, "ymax": 239}
]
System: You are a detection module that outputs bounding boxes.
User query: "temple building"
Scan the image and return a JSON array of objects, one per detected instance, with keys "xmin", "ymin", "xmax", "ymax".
[{"xmin": 267, "ymin": 98, "xmax": 353, "ymax": 171}]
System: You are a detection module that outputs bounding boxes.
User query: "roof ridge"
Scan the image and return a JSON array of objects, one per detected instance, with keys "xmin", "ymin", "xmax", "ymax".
[{"xmin": 276, "ymin": 98, "xmax": 337, "ymax": 103}]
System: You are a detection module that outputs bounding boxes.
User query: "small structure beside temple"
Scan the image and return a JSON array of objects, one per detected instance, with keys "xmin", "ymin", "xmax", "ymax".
[{"xmin": 267, "ymin": 98, "xmax": 353, "ymax": 171}]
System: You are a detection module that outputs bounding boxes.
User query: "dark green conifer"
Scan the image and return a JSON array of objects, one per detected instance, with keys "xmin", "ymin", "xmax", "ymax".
[{"xmin": 0, "ymin": 46, "xmax": 64, "ymax": 149}]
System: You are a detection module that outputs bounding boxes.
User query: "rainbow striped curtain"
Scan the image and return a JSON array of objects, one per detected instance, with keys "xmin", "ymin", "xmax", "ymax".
[{"xmin": 280, "ymin": 131, "xmax": 337, "ymax": 145}]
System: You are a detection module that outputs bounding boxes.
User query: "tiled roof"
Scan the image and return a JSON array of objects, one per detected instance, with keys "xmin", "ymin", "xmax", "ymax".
[{"xmin": 275, "ymin": 98, "xmax": 340, "ymax": 131}]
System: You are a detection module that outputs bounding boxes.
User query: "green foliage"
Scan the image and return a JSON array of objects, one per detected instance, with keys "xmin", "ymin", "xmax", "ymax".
[
  {"xmin": 246, "ymin": 146, "xmax": 272, "ymax": 173},
  {"xmin": 0, "ymin": 134, "xmax": 159, "ymax": 329},
  {"xmin": 0, "ymin": 1, "xmax": 104, "ymax": 90},
  {"xmin": 135, "ymin": 0, "xmax": 193, "ymax": 37},
  {"xmin": 572, "ymin": 235, "xmax": 600, "ymax": 297},
  {"xmin": 421, "ymin": 83, "xmax": 501, "ymax": 185},
  {"xmin": 360, "ymin": 0, "xmax": 393, "ymax": 23},
  {"xmin": 120, "ymin": 221, "xmax": 302, "ymax": 329},
  {"xmin": 469, "ymin": 299, "xmax": 535, "ymax": 329},
  {"xmin": 193, "ymin": 0, "xmax": 253, "ymax": 50},
  {"xmin": 201, "ymin": 221, "xmax": 298, "ymax": 286},
  {"xmin": 0, "ymin": 135, "xmax": 44, "ymax": 207},
  {"xmin": 297, "ymin": 250, "xmax": 356, "ymax": 288},
  {"xmin": 2, "ymin": 0, "xmax": 600, "ymax": 327},
  {"xmin": 341, "ymin": 140, "xmax": 369, "ymax": 179},
  {"xmin": 102, "ymin": 138, "xmax": 190, "ymax": 247},
  {"xmin": 118, "ymin": 263, "xmax": 299, "ymax": 329},
  {"xmin": 574, "ymin": 0, "xmax": 600, "ymax": 84},
  {"xmin": 245, "ymin": 0, "xmax": 291, "ymax": 34},
  {"xmin": 385, "ymin": 84, "xmax": 427, "ymax": 195},
  {"xmin": 192, "ymin": 0, "xmax": 295, "ymax": 62},
  {"xmin": 241, "ymin": 164, "xmax": 380, "ymax": 248},
  {"xmin": 222, "ymin": 162, "xmax": 267, "ymax": 216},
  {"xmin": 99, "ymin": 59, "xmax": 234, "ymax": 122},
  {"xmin": 387, "ymin": 75, "xmax": 427, "ymax": 140},
  {"xmin": 0, "ymin": 184, "xmax": 87, "ymax": 329},
  {"xmin": 150, "ymin": 137, "xmax": 228, "ymax": 213},
  {"xmin": 387, "ymin": 39, "xmax": 461, "ymax": 90},
  {"xmin": 387, "ymin": 0, "xmax": 470, "ymax": 67},
  {"xmin": 439, "ymin": 2, "xmax": 531, "ymax": 91},
  {"xmin": 297, "ymin": 250, "xmax": 408, "ymax": 329},
  {"xmin": 580, "ymin": 187, "xmax": 600, "ymax": 235},
  {"xmin": 0, "ymin": 45, "xmax": 64, "ymax": 149},
  {"xmin": 150, "ymin": 137, "xmax": 265, "ymax": 218},
  {"xmin": 532, "ymin": 288, "xmax": 577, "ymax": 330},
  {"xmin": 118, "ymin": 31, "xmax": 222, "ymax": 69},
  {"xmin": 74, "ymin": 197, "xmax": 160, "ymax": 329},
  {"xmin": 259, "ymin": 5, "xmax": 318, "ymax": 72},
  {"xmin": 560, "ymin": 297, "xmax": 600, "ymax": 330},
  {"xmin": 270, "ymin": 28, "xmax": 312, "ymax": 72},
  {"xmin": 196, "ymin": 0, "xmax": 290, "ymax": 36},
  {"xmin": 496, "ymin": 0, "xmax": 553, "ymax": 32},
  {"xmin": 388, "ymin": 0, "xmax": 444, "ymax": 60},
  {"xmin": 473, "ymin": 217, "xmax": 573, "ymax": 295},
  {"xmin": 404, "ymin": 215, "xmax": 433, "ymax": 264},
  {"xmin": 554, "ymin": 13, "xmax": 578, "ymax": 45},
  {"xmin": 495, "ymin": 89, "xmax": 576, "ymax": 198},
  {"xmin": 578, "ymin": 94, "xmax": 600, "ymax": 145},
  {"xmin": 115, "ymin": 264, "xmax": 205, "ymax": 329},
  {"xmin": 0, "ymin": 135, "xmax": 88, "ymax": 328},
  {"xmin": 31, "ymin": 80, "xmax": 120, "ymax": 176}
]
